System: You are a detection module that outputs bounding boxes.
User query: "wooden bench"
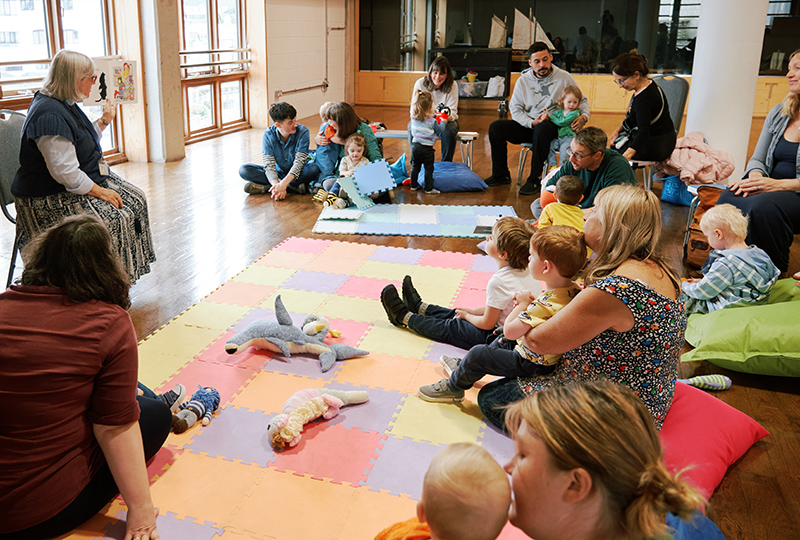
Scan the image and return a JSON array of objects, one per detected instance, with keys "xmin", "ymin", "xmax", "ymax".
[{"xmin": 373, "ymin": 129, "xmax": 479, "ymax": 170}]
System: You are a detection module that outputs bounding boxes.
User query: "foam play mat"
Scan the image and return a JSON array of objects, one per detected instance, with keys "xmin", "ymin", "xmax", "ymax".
[
  {"xmin": 312, "ymin": 204, "xmax": 517, "ymax": 237},
  {"xmin": 68, "ymin": 237, "xmax": 536, "ymax": 540}
]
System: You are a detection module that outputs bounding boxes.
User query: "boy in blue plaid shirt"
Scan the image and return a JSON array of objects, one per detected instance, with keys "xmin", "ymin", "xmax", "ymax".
[{"xmin": 682, "ymin": 204, "xmax": 779, "ymax": 314}]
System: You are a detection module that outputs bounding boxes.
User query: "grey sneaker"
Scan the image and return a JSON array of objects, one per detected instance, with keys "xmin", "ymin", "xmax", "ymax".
[
  {"xmin": 243, "ymin": 182, "xmax": 268, "ymax": 195},
  {"xmin": 418, "ymin": 379, "xmax": 464, "ymax": 403},
  {"xmin": 424, "ymin": 188, "xmax": 441, "ymax": 194},
  {"xmin": 160, "ymin": 383, "xmax": 186, "ymax": 413},
  {"xmin": 439, "ymin": 355, "xmax": 461, "ymax": 377}
]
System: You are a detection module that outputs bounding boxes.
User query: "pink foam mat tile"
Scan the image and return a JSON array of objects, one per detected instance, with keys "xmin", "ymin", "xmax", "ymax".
[
  {"xmin": 367, "ymin": 245, "xmax": 426, "ymax": 265},
  {"xmin": 417, "ymin": 249, "xmax": 477, "ymax": 270},
  {"xmin": 321, "ymin": 317, "xmax": 372, "ymax": 348},
  {"xmin": 274, "ymin": 236, "xmax": 332, "ymax": 253},
  {"xmin": 460, "ymin": 270, "xmax": 494, "ymax": 290},
  {"xmin": 100, "ymin": 511, "xmax": 224, "ymax": 540},
  {"xmin": 272, "ymin": 423, "xmax": 386, "ymax": 486},
  {"xmin": 450, "ymin": 287, "xmax": 489, "ymax": 311},
  {"xmin": 337, "ymin": 275, "xmax": 401, "ymax": 300},
  {"xmin": 155, "ymin": 359, "xmax": 260, "ymax": 408},
  {"xmin": 194, "ymin": 331, "xmax": 274, "ymax": 370},
  {"xmin": 146, "ymin": 446, "xmax": 181, "ymax": 483},
  {"xmin": 204, "ymin": 281, "xmax": 277, "ymax": 307}
]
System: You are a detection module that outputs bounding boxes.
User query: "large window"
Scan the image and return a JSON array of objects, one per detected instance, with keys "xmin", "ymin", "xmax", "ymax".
[
  {"xmin": 179, "ymin": 0, "xmax": 249, "ymax": 142},
  {"xmin": 0, "ymin": 0, "xmax": 124, "ymax": 158}
]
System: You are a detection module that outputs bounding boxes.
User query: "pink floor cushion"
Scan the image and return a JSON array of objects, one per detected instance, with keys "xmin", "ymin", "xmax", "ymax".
[{"xmin": 659, "ymin": 382, "xmax": 769, "ymax": 500}]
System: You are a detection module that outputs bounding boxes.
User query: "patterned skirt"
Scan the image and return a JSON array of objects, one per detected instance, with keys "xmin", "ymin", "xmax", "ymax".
[{"xmin": 14, "ymin": 171, "xmax": 156, "ymax": 283}]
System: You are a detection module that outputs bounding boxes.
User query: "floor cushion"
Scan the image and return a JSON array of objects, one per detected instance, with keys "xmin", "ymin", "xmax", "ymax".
[
  {"xmin": 432, "ymin": 161, "xmax": 487, "ymax": 192},
  {"xmin": 682, "ymin": 279, "xmax": 800, "ymax": 376},
  {"xmin": 660, "ymin": 382, "xmax": 769, "ymax": 500}
]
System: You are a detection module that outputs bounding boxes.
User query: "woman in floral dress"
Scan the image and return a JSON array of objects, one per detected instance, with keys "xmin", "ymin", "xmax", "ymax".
[{"xmin": 479, "ymin": 185, "xmax": 685, "ymax": 431}]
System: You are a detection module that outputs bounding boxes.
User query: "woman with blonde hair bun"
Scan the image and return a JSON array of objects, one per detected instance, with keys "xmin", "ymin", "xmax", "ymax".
[
  {"xmin": 504, "ymin": 381, "xmax": 707, "ymax": 540},
  {"xmin": 479, "ymin": 185, "xmax": 684, "ymax": 431}
]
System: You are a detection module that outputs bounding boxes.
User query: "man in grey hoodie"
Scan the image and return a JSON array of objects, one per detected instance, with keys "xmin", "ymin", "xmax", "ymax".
[{"xmin": 486, "ymin": 42, "xmax": 591, "ymax": 196}]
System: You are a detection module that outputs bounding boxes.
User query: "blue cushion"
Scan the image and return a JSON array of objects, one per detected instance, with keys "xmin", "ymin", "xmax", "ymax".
[
  {"xmin": 666, "ymin": 511, "xmax": 727, "ymax": 540},
  {"xmin": 432, "ymin": 161, "xmax": 487, "ymax": 192}
]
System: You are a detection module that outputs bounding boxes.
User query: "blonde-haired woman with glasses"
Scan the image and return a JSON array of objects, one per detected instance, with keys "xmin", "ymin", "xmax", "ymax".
[
  {"xmin": 479, "ymin": 185, "xmax": 685, "ymax": 432},
  {"xmin": 11, "ymin": 49, "xmax": 155, "ymax": 283}
]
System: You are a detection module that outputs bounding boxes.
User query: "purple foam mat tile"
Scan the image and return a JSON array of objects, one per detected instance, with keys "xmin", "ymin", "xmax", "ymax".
[
  {"xmin": 361, "ymin": 436, "xmax": 441, "ymax": 499},
  {"xmin": 356, "ymin": 222, "xmax": 401, "ymax": 235},
  {"xmin": 423, "ymin": 340, "xmax": 469, "ymax": 362},
  {"xmin": 323, "ymin": 386, "xmax": 405, "ymax": 433},
  {"xmin": 368, "ymin": 245, "xmax": 426, "ymax": 265},
  {"xmin": 282, "ymin": 270, "xmax": 349, "ymax": 294},
  {"xmin": 437, "ymin": 213, "xmax": 482, "ymax": 226},
  {"xmin": 262, "ymin": 352, "xmax": 344, "ymax": 379},
  {"xmin": 471, "ymin": 253, "xmax": 499, "ymax": 273},
  {"xmin": 479, "ymin": 421, "xmax": 515, "ymax": 467},
  {"xmin": 102, "ymin": 511, "xmax": 223, "ymax": 540},
  {"xmin": 184, "ymin": 406, "xmax": 278, "ymax": 466}
]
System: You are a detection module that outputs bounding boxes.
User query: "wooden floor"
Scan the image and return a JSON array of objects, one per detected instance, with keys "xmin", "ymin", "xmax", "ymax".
[{"xmin": 1, "ymin": 105, "xmax": 798, "ymax": 538}]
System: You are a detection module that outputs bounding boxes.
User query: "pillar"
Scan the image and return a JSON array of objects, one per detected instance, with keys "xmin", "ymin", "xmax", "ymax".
[
  {"xmin": 140, "ymin": 0, "xmax": 185, "ymax": 162},
  {"xmin": 684, "ymin": 0, "xmax": 769, "ymax": 180},
  {"xmin": 635, "ymin": 0, "xmax": 659, "ymax": 63}
]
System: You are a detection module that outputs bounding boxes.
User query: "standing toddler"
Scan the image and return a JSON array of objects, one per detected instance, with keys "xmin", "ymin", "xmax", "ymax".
[{"xmin": 409, "ymin": 90, "xmax": 445, "ymax": 193}]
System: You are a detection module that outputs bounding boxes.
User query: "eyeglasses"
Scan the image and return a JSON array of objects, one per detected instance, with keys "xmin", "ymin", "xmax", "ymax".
[
  {"xmin": 613, "ymin": 76, "xmax": 629, "ymax": 86},
  {"xmin": 88, "ymin": 74, "xmax": 97, "ymax": 83},
  {"xmin": 571, "ymin": 150, "xmax": 594, "ymax": 160}
]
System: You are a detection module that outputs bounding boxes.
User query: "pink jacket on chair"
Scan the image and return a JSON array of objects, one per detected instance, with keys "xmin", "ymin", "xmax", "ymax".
[{"xmin": 658, "ymin": 131, "xmax": 735, "ymax": 184}]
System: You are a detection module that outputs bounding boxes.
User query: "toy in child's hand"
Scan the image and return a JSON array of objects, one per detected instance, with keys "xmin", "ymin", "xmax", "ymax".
[
  {"xmin": 324, "ymin": 124, "xmax": 336, "ymax": 139},
  {"xmin": 267, "ymin": 388, "xmax": 369, "ymax": 450},
  {"xmin": 224, "ymin": 295, "xmax": 369, "ymax": 372},
  {"xmin": 435, "ymin": 104, "xmax": 451, "ymax": 124},
  {"xmin": 172, "ymin": 385, "xmax": 221, "ymax": 434}
]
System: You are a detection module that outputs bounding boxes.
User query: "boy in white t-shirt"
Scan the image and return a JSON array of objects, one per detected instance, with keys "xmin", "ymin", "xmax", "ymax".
[{"xmin": 381, "ymin": 216, "xmax": 538, "ymax": 351}]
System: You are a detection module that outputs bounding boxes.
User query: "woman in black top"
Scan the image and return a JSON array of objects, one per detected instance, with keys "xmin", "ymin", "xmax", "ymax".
[{"xmin": 609, "ymin": 51, "xmax": 676, "ymax": 162}]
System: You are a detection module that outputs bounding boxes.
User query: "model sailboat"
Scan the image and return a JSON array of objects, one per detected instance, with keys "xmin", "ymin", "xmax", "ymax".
[{"xmin": 511, "ymin": 8, "xmax": 554, "ymax": 51}]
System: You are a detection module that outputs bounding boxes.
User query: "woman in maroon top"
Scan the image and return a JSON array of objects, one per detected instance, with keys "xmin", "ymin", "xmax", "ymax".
[{"xmin": 0, "ymin": 215, "xmax": 171, "ymax": 540}]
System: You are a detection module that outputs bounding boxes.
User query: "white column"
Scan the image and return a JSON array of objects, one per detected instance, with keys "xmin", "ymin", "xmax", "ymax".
[
  {"xmin": 635, "ymin": 0, "xmax": 659, "ymax": 63},
  {"xmin": 140, "ymin": 0, "xmax": 185, "ymax": 162},
  {"xmin": 684, "ymin": 0, "xmax": 769, "ymax": 181}
]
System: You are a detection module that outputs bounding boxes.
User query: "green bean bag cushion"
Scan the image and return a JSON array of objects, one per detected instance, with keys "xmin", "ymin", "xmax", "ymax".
[{"xmin": 682, "ymin": 279, "xmax": 800, "ymax": 376}]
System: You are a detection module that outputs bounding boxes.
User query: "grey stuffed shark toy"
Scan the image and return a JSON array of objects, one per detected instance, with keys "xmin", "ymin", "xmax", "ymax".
[{"xmin": 224, "ymin": 295, "xmax": 369, "ymax": 372}]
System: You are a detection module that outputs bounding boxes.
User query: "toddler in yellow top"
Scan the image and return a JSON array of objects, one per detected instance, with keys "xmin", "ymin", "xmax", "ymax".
[
  {"xmin": 537, "ymin": 175, "xmax": 585, "ymax": 231},
  {"xmin": 418, "ymin": 225, "xmax": 587, "ymax": 403},
  {"xmin": 374, "ymin": 443, "xmax": 510, "ymax": 540}
]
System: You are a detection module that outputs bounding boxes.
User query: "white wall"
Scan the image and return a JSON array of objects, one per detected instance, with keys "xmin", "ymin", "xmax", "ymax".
[{"xmin": 265, "ymin": 0, "xmax": 347, "ymax": 121}]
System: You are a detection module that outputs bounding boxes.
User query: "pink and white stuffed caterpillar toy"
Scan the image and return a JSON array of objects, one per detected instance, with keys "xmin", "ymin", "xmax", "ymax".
[{"xmin": 266, "ymin": 388, "xmax": 369, "ymax": 451}]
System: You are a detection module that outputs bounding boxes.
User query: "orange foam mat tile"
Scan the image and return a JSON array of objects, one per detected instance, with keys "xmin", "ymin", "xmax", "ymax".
[
  {"xmin": 338, "ymin": 486, "xmax": 419, "ymax": 540},
  {"xmin": 148, "ymin": 451, "xmax": 266, "ymax": 527},
  {"xmin": 221, "ymin": 468, "xmax": 360, "ymax": 540},
  {"xmin": 228, "ymin": 371, "xmax": 326, "ymax": 414},
  {"xmin": 333, "ymin": 352, "xmax": 431, "ymax": 394}
]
